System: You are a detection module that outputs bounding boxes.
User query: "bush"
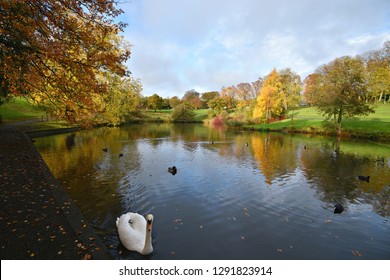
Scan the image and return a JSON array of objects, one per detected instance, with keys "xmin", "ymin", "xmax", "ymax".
[
  {"xmin": 211, "ymin": 115, "xmax": 224, "ymax": 127},
  {"xmin": 171, "ymin": 104, "xmax": 195, "ymax": 122}
]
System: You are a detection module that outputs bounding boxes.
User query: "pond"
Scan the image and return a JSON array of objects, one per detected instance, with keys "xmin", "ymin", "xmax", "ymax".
[{"xmin": 33, "ymin": 123, "xmax": 390, "ymax": 259}]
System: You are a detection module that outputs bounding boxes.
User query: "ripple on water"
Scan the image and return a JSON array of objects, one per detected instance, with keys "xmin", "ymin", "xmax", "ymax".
[{"xmin": 34, "ymin": 124, "xmax": 390, "ymax": 260}]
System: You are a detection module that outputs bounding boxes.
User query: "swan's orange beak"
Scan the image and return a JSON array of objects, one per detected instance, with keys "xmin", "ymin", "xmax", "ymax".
[{"xmin": 147, "ymin": 219, "xmax": 153, "ymax": 232}]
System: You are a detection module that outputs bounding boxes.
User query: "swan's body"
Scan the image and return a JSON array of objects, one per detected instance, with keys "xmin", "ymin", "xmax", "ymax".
[{"xmin": 116, "ymin": 213, "xmax": 153, "ymax": 255}]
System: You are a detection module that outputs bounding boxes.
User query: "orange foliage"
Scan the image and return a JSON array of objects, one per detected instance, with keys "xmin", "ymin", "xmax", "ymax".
[{"xmin": 0, "ymin": 0, "xmax": 130, "ymax": 127}]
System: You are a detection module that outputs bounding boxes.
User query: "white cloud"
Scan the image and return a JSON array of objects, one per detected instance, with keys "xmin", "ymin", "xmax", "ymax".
[{"xmin": 121, "ymin": 0, "xmax": 390, "ymax": 98}]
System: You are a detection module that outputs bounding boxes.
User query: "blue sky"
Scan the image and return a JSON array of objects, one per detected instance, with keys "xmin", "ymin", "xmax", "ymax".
[{"xmin": 119, "ymin": 0, "xmax": 390, "ymax": 98}]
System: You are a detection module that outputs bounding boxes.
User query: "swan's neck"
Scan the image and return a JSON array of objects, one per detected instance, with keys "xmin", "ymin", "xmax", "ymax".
[{"xmin": 142, "ymin": 226, "xmax": 153, "ymax": 255}]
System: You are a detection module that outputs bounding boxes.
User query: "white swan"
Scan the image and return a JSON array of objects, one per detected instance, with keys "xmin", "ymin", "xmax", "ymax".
[{"xmin": 116, "ymin": 213, "xmax": 154, "ymax": 255}]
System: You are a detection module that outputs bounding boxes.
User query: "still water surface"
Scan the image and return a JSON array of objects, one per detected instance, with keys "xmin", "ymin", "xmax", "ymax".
[{"xmin": 34, "ymin": 123, "xmax": 390, "ymax": 259}]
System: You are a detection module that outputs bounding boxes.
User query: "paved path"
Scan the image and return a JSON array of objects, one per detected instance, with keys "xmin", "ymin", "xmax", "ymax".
[{"xmin": 0, "ymin": 124, "xmax": 110, "ymax": 259}]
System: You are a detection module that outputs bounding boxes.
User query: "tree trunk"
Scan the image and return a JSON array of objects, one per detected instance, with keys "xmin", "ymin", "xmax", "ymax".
[
  {"xmin": 378, "ymin": 91, "xmax": 384, "ymax": 104},
  {"xmin": 290, "ymin": 108, "xmax": 294, "ymax": 126},
  {"xmin": 336, "ymin": 105, "xmax": 343, "ymax": 136}
]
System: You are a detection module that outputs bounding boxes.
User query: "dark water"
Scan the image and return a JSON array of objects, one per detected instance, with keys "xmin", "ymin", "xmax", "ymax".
[{"xmin": 34, "ymin": 123, "xmax": 390, "ymax": 259}]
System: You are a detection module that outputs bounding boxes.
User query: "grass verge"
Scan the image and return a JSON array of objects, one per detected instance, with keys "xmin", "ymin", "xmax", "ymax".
[{"xmin": 246, "ymin": 104, "xmax": 390, "ymax": 140}]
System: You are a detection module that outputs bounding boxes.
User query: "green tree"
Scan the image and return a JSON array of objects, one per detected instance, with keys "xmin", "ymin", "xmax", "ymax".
[
  {"xmin": 208, "ymin": 96, "xmax": 227, "ymax": 116},
  {"xmin": 314, "ymin": 56, "xmax": 374, "ymax": 135},
  {"xmin": 147, "ymin": 94, "xmax": 164, "ymax": 111},
  {"xmin": 253, "ymin": 69, "xmax": 284, "ymax": 123},
  {"xmin": 100, "ymin": 74, "xmax": 142, "ymax": 126},
  {"xmin": 162, "ymin": 98, "xmax": 170, "ymax": 109}
]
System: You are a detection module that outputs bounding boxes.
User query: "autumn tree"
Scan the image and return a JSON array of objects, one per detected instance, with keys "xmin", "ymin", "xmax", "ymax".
[
  {"xmin": 366, "ymin": 61, "xmax": 390, "ymax": 103},
  {"xmin": 139, "ymin": 97, "xmax": 148, "ymax": 110},
  {"xmin": 303, "ymin": 73, "xmax": 320, "ymax": 106},
  {"xmin": 182, "ymin": 89, "xmax": 202, "ymax": 109},
  {"xmin": 253, "ymin": 69, "xmax": 284, "ymax": 123},
  {"xmin": 220, "ymin": 86, "xmax": 237, "ymax": 109},
  {"xmin": 162, "ymin": 98, "xmax": 170, "ymax": 109},
  {"xmin": 147, "ymin": 94, "xmax": 164, "ymax": 111},
  {"xmin": 0, "ymin": 0, "xmax": 130, "ymax": 127},
  {"xmin": 201, "ymin": 91, "xmax": 219, "ymax": 108},
  {"xmin": 313, "ymin": 56, "xmax": 374, "ymax": 135},
  {"xmin": 208, "ymin": 96, "xmax": 227, "ymax": 115},
  {"xmin": 363, "ymin": 41, "xmax": 390, "ymax": 103},
  {"xmin": 236, "ymin": 82, "xmax": 253, "ymax": 109},
  {"xmin": 251, "ymin": 77, "xmax": 264, "ymax": 98},
  {"xmin": 279, "ymin": 68, "xmax": 302, "ymax": 125},
  {"xmin": 169, "ymin": 96, "xmax": 181, "ymax": 108},
  {"xmin": 100, "ymin": 74, "xmax": 142, "ymax": 126}
]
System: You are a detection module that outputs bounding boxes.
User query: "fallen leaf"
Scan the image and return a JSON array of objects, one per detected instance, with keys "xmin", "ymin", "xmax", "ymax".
[{"xmin": 352, "ymin": 250, "xmax": 363, "ymax": 257}]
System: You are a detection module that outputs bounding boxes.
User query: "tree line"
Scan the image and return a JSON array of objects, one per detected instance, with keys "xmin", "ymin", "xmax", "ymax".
[{"xmin": 147, "ymin": 41, "xmax": 389, "ymax": 134}]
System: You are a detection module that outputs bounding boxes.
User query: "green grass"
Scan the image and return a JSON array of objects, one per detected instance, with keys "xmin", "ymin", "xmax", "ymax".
[
  {"xmin": 248, "ymin": 104, "xmax": 390, "ymax": 140},
  {"xmin": 0, "ymin": 97, "xmax": 78, "ymax": 131},
  {"xmin": 0, "ymin": 97, "xmax": 45, "ymax": 122},
  {"xmin": 3, "ymin": 97, "xmax": 388, "ymax": 140},
  {"xmin": 141, "ymin": 109, "xmax": 209, "ymax": 122},
  {"xmin": 193, "ymin": 109, "xmax": 209, "ymax": 121},
  {"xmin": 140, "ymin": 110, "xmax": 172, "ymax": 122}
]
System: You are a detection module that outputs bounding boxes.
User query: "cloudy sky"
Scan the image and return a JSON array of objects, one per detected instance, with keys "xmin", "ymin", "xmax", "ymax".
[{"xmin": 119, "ymin": 0, "xmax": 390, "ymax": 98}]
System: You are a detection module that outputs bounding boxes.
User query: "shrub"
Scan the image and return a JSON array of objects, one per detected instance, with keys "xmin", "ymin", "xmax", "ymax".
[
  {"xmin": 211, "ymin": 115, "xmax": 224, "ymax": 127},
  {"xmin": 171, "ymin": 104, "xmax": 195, "ymax": 122}
]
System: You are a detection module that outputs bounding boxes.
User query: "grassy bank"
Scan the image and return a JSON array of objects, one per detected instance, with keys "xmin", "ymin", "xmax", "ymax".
[
  {"xmin": 1, "ymin": 98, "xmax": 209, "ymax": 130},
  {"xmin": 0, "ymin": 97, "xmax": 44, "ymax": 122},
  {"xmin": 246, "ymin": 104, "xmax": 390, "ymax": 140},
  {"xmin": 140, "ymin": 109, "xmax": 208, "ymax": 122},
  {"xmin": 0, "ymin": 97, "xmax": 76, "ymax": 130},
  {"xmin": 2, "ymin": 97, "xmax": 389, "ymax": 140}
]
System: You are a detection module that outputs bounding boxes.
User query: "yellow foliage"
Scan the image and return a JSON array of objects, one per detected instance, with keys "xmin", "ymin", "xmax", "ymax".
[{"xmin": 253, "ymin": 69, "xmax": 284, "ymax": 122}]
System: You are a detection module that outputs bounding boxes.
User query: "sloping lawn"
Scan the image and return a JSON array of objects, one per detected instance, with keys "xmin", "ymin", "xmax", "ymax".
[
  {"xmin": 250, "ymin": 104, "xmax": 390, "ymax": 138},
  {"xmin": 0, "ymin": 97, "xmax": 45, "ymax": 122}
]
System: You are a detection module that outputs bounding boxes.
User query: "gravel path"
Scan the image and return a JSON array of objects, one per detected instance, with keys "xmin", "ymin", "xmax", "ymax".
[{"xmin": 0, "ymin": 123, "xmax": 110, "ymax": 259}]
